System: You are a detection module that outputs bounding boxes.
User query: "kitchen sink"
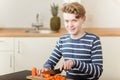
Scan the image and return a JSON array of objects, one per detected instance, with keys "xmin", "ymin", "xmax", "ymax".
[{"xmin": 25, "ymin": 29, "xmax": 57, "ymax": 34}]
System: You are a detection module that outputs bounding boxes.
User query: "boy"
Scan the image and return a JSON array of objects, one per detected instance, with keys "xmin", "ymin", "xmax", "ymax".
[{"xmin": 39, "ymin": 2, "xmax": 103, "ymax": 80}]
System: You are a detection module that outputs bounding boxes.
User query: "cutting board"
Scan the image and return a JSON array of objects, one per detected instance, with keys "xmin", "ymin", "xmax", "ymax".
[{"xmin": 26, "ymin": 75, "xmax": 73, "ymax": 80}]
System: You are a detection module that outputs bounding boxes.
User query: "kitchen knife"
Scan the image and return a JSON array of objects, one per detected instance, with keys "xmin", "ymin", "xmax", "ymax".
[{"xmin": 42, "ymin": 68, "xmax": 63, "ymax": 76}]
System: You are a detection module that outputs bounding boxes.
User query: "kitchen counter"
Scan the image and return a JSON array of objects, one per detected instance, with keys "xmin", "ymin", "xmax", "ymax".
[
  {"xmin": 0, "ymin": 70, "xmax": 31, "ymax": 80},
  {"xmin": 0, "ymin": 28, "xmax": 120, "ymax": 37},
  {"xmin": 0, "ymin": 28, "xmax": 66, "ymax": 37}
]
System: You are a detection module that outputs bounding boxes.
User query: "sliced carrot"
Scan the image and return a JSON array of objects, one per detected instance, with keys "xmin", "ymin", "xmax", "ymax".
[
  {"xmin": 41, "ymin": 71, "xmax": 66, "ymax": 80},
  {"xmin": 32, "ymin": 67, "xmax": 37, "ymax": 77},
  {"xmin": 44, "ymin": 74, "xmax": 50, "ymax": 78}
]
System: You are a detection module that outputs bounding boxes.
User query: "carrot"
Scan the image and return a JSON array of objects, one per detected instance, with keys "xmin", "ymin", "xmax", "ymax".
[
  {"xmin": 41, "ymin": 71, "xmax": 66, "ymax": 80},
  {"xmin": 44, "ymin": 74, "xmax": 50, "ymax": 78},
  {"xmin": 31, "ymin": 68, "xmax": 66, "ymax": 80},
  {"xmin": 32, "ymin": 67, "xmax": 37, "ymax": 77}
]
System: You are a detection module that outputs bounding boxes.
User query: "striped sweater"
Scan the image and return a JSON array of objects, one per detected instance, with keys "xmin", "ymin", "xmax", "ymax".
[{"xmin": 44, "ymin": 32, "xmax": 103, "ymax": 80}]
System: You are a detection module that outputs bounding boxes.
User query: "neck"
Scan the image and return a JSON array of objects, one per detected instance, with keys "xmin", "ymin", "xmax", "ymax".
[{"xmin": 71, "ymin": 29, "xmax": 85, "ymax": 39}]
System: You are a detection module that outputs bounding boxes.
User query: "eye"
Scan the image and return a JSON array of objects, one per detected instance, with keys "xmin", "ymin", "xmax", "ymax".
[
  {"xmin": 65, "ymin": 20, "xmax": 69, "ymax": 23},
  {"xmin": 72, "ymin": 19, "xmax": 77, "ymax": 22}
]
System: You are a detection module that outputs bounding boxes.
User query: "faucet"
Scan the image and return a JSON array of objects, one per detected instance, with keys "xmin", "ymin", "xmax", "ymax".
[
  {"xmin": 36, "ymin": 13, "xmax": 39, "ymax": 23},
  {"xmin": 32, "ymin": 13, "xmax": 43, "ymax": 31}
]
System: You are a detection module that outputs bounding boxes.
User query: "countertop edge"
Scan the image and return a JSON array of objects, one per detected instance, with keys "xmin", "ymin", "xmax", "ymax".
[{"xmin": 0, "ymin": 28, "xmax": 120, "ymax": 37}]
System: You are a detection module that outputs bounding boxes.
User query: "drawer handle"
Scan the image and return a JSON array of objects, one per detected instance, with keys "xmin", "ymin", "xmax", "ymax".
[
  {"xmin": 18, "ymin": 40, "xmax": 20, "ymax": 54},
  {"xmin": 10, "ymin": 54, "xmax": 12, "ymax": 68}
]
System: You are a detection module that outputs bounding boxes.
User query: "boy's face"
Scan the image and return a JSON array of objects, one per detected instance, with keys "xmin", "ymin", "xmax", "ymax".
[{"xmin": 63, "ymin": 13, "xmax": 85, "ymax": 36}]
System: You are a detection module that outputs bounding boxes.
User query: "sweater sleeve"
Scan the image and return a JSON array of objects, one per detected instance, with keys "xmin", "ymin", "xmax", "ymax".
[
  {"xmin": 73, "ymin": 36, "xmax": 103, "ymax": 79},
  {"xmin": 44, "ymin": 39, "xmax": 62, "ymax": 70}
]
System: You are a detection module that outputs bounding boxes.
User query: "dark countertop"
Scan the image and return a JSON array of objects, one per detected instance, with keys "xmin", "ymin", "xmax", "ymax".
[{"xmin": 0, "ymin": 70, "xmax": 31, "ymax": 80}]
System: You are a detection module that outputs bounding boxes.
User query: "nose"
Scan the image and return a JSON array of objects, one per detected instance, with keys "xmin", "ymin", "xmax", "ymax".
[{"xmin": 68, "ymin": 22, "xmax": 73, "ymax": 28}]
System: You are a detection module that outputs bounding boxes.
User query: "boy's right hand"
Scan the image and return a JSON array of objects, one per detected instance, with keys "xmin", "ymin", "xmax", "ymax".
[{"xmin": 60, "ymin": 59, "xmax": 74, "ymax": 71}]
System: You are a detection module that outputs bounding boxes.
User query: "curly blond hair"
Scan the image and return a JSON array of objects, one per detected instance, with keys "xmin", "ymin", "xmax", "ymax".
[{"xmin": 61, "ymin": 2, "xmax": 86, "ymax": 18}]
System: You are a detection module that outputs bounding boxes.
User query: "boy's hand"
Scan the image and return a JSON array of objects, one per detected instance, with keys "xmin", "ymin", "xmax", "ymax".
[
  {"xmin": 37, "ymin": 68, "xmax": 49, "ymax": 77},
  {"xmin": 60, "ymin": 59, "xmax": 74, "ymax": 71}
]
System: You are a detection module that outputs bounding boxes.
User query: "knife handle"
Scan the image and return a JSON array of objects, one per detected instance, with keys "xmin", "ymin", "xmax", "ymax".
[
  {"xmin": 51, "ymin": 68, "xmax": 64, "ymax": 75},
  {"xmin": 54, "ymin": 68, "xmax": 62, "ymax": 74}
]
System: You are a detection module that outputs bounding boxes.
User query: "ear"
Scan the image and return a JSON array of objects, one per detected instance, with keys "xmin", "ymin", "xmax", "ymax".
[
  {"xmin": 81, "ymin": 16, "xmax": 86, "ymax": 23},
  {"xmin": 82, "ymin": 16, "xmax": 86, "ymax": 21}
]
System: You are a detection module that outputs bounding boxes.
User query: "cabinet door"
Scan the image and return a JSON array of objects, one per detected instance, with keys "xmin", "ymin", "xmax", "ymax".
[
  {"xmin": 0, "ymin": 37, "xmax": 14, "ymax": 51},
  {"xmin": 0, "ymin": 52, "xmax": 14, "ymax": 75},
  {"xmin": 0, "ymin": 37, "xmax": 14, "ymax": 75},
  {"xmin": 15, "ymin": 37, "xmax": 59, "ymax": 72},
  {"xmin": 100, "ymin": 37, "xmax": 120, "ymax": 80}
]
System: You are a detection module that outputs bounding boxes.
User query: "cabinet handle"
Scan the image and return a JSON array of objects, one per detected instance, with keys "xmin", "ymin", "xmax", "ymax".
[
  {"xmin": 18, "ymin": 40, "xmax": 20, "ymax": 54},
  {"xmin": 10, "ymin": 54, "xmax": 12, "ymax": 68}
]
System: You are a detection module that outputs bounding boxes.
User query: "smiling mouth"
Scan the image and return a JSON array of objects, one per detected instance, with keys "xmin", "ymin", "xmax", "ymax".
[{"xmin": 70, "ymin": 28, "xmax": 75, "ymax": 31}]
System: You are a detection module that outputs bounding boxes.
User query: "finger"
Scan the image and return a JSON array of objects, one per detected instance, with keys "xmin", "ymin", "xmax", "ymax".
[
  {"xmin": 69, "ymin": 60, "xmax": 74, "ymax": 69},
  {"xmin": 39, "ymin": 68, "xmax": 48, "ymax": 77},
  {"xmin": 66, "ymin": 63, "xmax": 70, "ymax": 70},
  {"xmin": 60, "ymin": 62, "xmax": 64, "ymax": 71},
  {"xmin": 68, "ymin": 61, "xmax": 72, "ymax": 69},
  {"xmin": 44, "ymin": 68, "xmax": 48, "ymax": 71},
  {"xmin": 37, "ymin": 69, "xmax": 40, "ymax": 76},
  {"xmin": 65, "ymin": 60, "xmax": 73, "ymax": 70},
  {"xmin": 37, "ymin": 69, "xmax": 42, "ymax": 76},
  {"xmin": 63, "ymin": 62, "xmax": 68, "ymax": 70}
]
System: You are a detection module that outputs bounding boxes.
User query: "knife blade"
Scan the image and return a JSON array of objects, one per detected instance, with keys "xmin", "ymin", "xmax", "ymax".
[{"xmin": 42, "ymin": 68, "xmax": 63, "ymax": 76}]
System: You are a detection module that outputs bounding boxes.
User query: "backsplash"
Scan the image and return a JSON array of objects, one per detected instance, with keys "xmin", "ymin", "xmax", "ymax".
[
  {"xmin": 0, "ymin": 0, "xmax": 63, "ymax": 28},
  {"xmin": 0, "ymin": 0, "xmax": 120, "ymax": 28}
]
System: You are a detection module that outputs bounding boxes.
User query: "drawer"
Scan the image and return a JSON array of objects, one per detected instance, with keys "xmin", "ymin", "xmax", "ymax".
[{"xmin": 0, "ymin": 38, "xmax": 14, "ymax": 51}]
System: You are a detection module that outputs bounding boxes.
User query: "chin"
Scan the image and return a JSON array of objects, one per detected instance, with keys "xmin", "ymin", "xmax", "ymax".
[
  {"xmin": 68, "ymin": 30, "xmax": 77, "ymax": 34},
  {"xmin": 69, "ymin": 32, "xmax": 77, "ymax": 35}
]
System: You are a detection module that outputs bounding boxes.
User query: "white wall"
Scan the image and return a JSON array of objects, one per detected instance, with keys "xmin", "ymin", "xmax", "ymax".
[
  {"xmin": 0, "ymin": 0, "xmax": 120, "ymax": 28},
  {"xmin": 0, "ymin": 0, "xmax": 63, "ymax": 28},
  {"xmin": 82, "ymin": 0, "xmax": 120, "ymax": 28}
]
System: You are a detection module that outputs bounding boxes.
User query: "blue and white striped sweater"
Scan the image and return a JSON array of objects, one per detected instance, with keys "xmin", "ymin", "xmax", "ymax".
[{"xmin": 44, "ymin": 32, "xmax": 103, "ymax": 80}]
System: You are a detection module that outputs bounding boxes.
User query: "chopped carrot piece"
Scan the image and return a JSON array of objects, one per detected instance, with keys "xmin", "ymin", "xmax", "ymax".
[
  {"xmin": 32, "ymin": 67, "xmax": 37, "ymax": 77},
  {"xmin": 41, "ymin": 71, "xmax": 66, "ymax": 80}
]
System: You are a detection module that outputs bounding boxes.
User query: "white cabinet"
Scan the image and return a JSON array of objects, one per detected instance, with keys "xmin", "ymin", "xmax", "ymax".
[
  {"xmin": 14, "ymin": 37, "xmax": 59, "ymax": 72},
  {"xmin": 99, "ymin": 37, "xmax": 120, "ymax": 80},
  {"xmin": 0, "ymin": 52, "xmax": 14, "ymax": 75},
  {"xmin": 1, "ymin": 36, "xmax": 120, "ymax": 79},
  {"xmin": 0, "ymin": 38, "xmax": 14, "ymax": 75}
]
